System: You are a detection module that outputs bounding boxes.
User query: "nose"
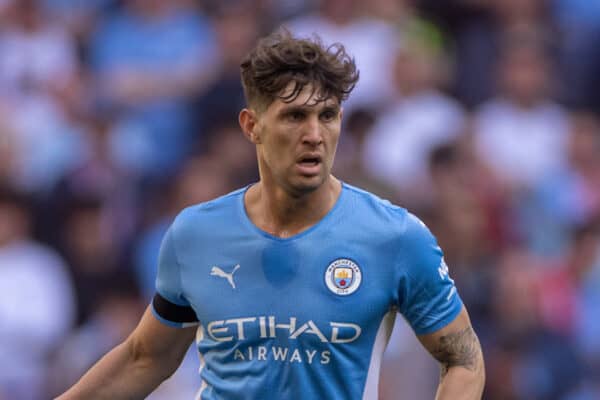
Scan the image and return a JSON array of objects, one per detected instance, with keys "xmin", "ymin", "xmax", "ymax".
[{"xmin": 302, "ymin": 115, "xmax": 323, "ymax": 146}]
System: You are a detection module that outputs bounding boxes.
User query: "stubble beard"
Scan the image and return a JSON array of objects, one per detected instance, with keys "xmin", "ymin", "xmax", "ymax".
[{"xmin": 286, "ymin": 167, "xmax": 332, "ymax": 198}]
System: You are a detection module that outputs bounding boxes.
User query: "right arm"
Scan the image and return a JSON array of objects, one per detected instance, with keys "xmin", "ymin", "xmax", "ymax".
[{"xmin": 56, "ymin": 306, "xmax": 196, "ymax": 400}]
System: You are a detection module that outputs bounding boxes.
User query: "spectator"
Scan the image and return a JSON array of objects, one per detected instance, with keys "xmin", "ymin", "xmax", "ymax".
[
  {"xmin": 362, "ymin": 23, "xmax": 466, "ymax": 207},
  {"xmin": 473, "ymin": 37, "xmax": 569, "ymax": 192},
  {"xmin": 518, "ymin": 112, "xmax": 600, "ymax": 256},
  {"xmin": 285, "ymin": 0, "xmax": 401, "ymax": 111},
  {"xmin": 484, "ymin": 249, "xmax": 582, "ymax": 399},
  {"xmin": 89, "ymin": 0, "xmax": 219, "ymax": 180},
  {"xmin": 57, "ymin": 194, "xmax": 134, "ymax": 325},
  {"xmin": 0, "ymin": 0, "xmax": 77, "ymax": 95},
  {"xmin": 332, "ymin": 108, "xmax": 397, "ymax": 200},
  {"xmin": 0, "ymin": 0, "xmax": 87, "ymax": 193},
  {"xmin": 46, "ymin": 282, "xmax": 144, "ymax": 398},
  {"xmin": 193, "ymin": 1, "xmax": 262, "ymax": 140},
  {"xmin": 419, "ymin": 0, "xmax": 556, "ymax": 107},
  {"xmin": 0, "ymin": 184, "xmax": 75, "ymax": 399},
  {"xmin": 425, "ymin": 140, "xmax": 501, "ymax": 329}
]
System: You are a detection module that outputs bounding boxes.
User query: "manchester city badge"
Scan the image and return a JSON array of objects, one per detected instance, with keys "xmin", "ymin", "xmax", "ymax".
[{"xmin": 325, "ymin": 258, "xmax": 362, "ymax": 295}]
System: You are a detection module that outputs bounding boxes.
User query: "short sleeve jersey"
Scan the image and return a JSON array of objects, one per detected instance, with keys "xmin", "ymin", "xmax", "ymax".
[{"xmin": 152, "ymin": 183, "xmax": 462, "ymax": 400}]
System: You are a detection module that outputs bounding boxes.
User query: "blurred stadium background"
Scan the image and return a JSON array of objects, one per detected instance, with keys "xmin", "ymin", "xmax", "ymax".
[{"xmin": 1, "ymin": 0, "xmax": 599, "ymax": 399}]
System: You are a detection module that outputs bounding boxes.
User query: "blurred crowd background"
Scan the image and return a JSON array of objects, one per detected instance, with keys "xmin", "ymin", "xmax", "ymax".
[{"xmin": 1, "ymin": 0, "xmax": 600, "ymax": 399}]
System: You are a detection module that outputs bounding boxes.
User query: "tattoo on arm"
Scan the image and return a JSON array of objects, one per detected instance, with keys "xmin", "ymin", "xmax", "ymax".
[{"xmin": 431, "ymin": 326, "xmax": 482, "ymax": 377}]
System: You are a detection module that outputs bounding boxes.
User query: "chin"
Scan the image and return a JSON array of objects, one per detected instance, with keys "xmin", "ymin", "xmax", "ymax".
[{"xmin": 288, "ymin": 175, "xmax": 327, "ymax": 195}]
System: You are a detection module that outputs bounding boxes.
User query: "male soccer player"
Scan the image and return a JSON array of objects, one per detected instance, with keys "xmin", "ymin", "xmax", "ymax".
[{"xmin": 58, "ymin": 31, "xmax": 485, "ymax": 399}]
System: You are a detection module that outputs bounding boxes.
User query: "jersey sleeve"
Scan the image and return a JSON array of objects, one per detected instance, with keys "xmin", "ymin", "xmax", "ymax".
[
  {"xmin": 397, "ymin": 213, "xmax": 463, "ymax": 335},
  {"xmin": 151, "ymin": 225, "xmax": 199, "ymax": 328}
]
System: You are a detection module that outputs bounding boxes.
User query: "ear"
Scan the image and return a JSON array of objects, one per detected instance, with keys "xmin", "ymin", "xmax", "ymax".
[{"xmin": 239, "ymin": 108, "xmax": 261, "ymax": 144}]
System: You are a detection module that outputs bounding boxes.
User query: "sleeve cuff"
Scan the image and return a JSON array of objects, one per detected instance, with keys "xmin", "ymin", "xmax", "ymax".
[{"xmin": 151, "ymin": 293, "xmax": 199, "ymax": 328}]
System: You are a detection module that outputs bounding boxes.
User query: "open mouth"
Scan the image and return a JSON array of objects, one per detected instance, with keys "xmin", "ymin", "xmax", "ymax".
[
  {"xmin": 296, "ymin": 154, "xmax": 322, "ymax": 175},
  {"xmin": 298, "ymin": 156, "xmax": 321, "ymax": 166}
]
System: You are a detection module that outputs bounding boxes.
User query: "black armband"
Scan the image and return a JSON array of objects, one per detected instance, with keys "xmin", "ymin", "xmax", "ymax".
[{"xmin": 152, "ymin": 293, "xmax": 199, "ymax": 326}]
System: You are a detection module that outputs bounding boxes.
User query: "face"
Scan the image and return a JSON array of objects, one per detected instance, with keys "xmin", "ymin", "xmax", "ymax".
[
  {"xmin": 240, "ymin": 83, "xmax": 343, "ymax": 196},
  {"xmin": 499, "ymin": 45, "xmax": 548, "ymax": 104}
]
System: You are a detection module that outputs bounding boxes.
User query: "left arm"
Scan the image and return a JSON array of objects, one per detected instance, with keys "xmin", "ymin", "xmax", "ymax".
[{"xmin": 418, "ymin": 306, "xmax": 485, "ymax": 400}]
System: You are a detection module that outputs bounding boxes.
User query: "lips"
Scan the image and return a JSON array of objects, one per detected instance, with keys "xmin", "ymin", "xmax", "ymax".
[
  {"xmin": 297, "ymin": 153, "xmax": 322, "ymax": 163},
  {"xmin": 295, "ymin": 153, "xmax": 322, "ymax": 175}
]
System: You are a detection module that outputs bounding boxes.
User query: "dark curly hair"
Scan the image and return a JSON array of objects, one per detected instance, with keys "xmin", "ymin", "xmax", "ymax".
[{"xmin": 240, "ymin": 29, "xmax": 359, "ymax": 110}]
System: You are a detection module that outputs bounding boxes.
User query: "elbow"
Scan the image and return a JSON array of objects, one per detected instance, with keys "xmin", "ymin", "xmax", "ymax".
[
  {"xmin": 124, "ymin": 336, "xmax": 178, "ymax": 382},
  {"xmin": 446, "ymin": 350, "xmax": 486, "ymax": 394}
]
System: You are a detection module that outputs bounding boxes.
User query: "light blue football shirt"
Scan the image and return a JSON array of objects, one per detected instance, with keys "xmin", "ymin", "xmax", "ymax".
[{"xmin": 152, "ymin": 183, "xmax": 462, "ymax": 399}]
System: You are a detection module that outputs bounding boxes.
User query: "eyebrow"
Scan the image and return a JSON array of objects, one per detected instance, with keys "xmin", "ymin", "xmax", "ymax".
[{"xmin": 278, "ymin": 103, "xmax": 341, "ymax": 115}]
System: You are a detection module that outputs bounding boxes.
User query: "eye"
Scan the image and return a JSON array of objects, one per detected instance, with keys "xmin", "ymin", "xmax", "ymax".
[
  {"xmin": 320, "ymin": 109, "xmax": 337, "ymax": 122},
  {"xmin": 286, "ymin": 111, "xmax": 305, "ymax": 122}
]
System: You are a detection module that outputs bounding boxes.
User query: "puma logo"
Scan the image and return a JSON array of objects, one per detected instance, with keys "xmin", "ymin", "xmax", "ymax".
[{"xmin": 210, "ymin": 264, "xmax": 241, "ymax": 289}]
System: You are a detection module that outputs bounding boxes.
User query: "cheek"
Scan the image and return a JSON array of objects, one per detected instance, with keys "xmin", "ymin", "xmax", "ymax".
[
  {"xmin": 268, "ymin": 135, "xmax": 293, "ymax": 157},
  {"xmin": 325, "ymin": 126, "xmax": 341, "ymax": 147},
  {"xmin": 261, "ymin": 132, "xmax": 293, "ymax": 167}
]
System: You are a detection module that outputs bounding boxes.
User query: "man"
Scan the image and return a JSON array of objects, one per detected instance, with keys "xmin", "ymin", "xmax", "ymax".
[
  {"xmin": 0, "ymin": 185, "xmax": 75, "ymax": 399},
  {"xmin": 58, "ymin": 31, "xmax": 485, "ymax": 399}
]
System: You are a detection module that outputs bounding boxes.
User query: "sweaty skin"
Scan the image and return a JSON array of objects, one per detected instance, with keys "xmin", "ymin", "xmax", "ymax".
[
  {"xmin": 239, "ymin": 83, "xmax": 343, "ymax": 238},
  {"xmin": 419, "ymin": 307, "xmax": 485, "ymax": 399},
  {"xmin": 57, "ymin": 80, "xmax": 485, "ymax": 400}
]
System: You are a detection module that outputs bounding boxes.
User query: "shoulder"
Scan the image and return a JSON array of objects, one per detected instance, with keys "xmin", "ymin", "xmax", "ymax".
[
  {"xmin": 343, "ymin": 183, "xmax": 406, "ymax": 218},
  {"xmin": 342, "ymin": 183, "xmax": 431, "ymax": 237},
  {"xmin": 344, "ymin": 183, "xmax": 439, "ymax": 251},
  {"xmin": 343, "ymin": 182, "xmax": 396, "ymax": 207},
  {"xmin": 170, "ymin": 186, "xmax": 246, "ymax": 237}
]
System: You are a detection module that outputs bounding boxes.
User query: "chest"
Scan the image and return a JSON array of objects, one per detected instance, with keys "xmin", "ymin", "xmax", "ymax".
[{"xmin": 176, "ymin": 234, "xmax": 398, "ymax": 344}]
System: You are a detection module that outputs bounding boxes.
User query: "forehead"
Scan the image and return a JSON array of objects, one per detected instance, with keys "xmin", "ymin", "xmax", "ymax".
[{"xmin": 268, "ymin": 82, "xmax": 339, "ymax": 112}]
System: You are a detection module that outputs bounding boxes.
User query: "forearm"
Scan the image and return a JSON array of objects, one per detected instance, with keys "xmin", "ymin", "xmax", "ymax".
[
  {"xmin": 428, "ymin": 320, "xmax": 485, "ymax": 400},
  {"xmin": 435, "ymin": 362, "xmax": 485, "ymax": 400},
  {"xmin": 56, "ymin": 340, "xmax": 171, "ymax": 400}
]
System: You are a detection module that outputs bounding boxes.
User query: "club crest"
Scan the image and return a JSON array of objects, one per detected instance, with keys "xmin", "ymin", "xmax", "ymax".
[{"xmin": 325, "ymin": 258, "xmax": 362, "ymax": 295}]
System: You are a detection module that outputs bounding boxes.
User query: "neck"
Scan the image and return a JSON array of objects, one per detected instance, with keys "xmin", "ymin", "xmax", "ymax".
[{"xmin": 245, "ymin": 176, "xmax": 341, "ymax": 238}]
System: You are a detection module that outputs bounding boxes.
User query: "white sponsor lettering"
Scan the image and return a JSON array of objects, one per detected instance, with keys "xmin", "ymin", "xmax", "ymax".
[
  {"xmin": 231, "ymin": 346, "xmax": 333, "ymax": 365},
  {"xmin": 234, "ymin": 349, "xmax": 245, "ymax": 361},
  {"xmin": 290, "ymin": 321, "xmax": 328, "ymax": 342},
  {"xmin": 268, "ymin": 316, "xmax": 296, "ymax": 337},
  {"xmin": 330, "ymin": 322, "xmax": 362, "ymax": 343},
  {"xmin": 207, "ymin": 320, "xmax": 233, "ymax": 342},
  {"xmin": 257, "ymin": 346, "xmax": 267, "ymax": 360},
  {"xmin": 205, "ymin": 316, "xmax": 362, "ymax": 344},
  {"xmin": 438, "ymin": 258, "xmax": 457, "ymax": 301},
  {"xmin": 305, "ymin": 349, "xmax": 317, "ymax": 364},
  {"xmin": 438, "ymin": 258, "xmax": 455, "ymax": 284},
  {"xmin": 289, "ymin": 349, "xmax": 302, "ymax": 363},
  {"xmin": 259, "ymin": 316, "xmax": 267, "ymax": 338},
  {"xmin": 272, "ymin": 347, "xmax": 288, "ymax": 361},
  {"xmin": 227, "ymin": 317, "xmax": 256, "ymax": 340}
]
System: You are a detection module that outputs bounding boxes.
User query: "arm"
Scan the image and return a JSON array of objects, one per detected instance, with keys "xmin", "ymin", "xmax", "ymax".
[
  {"xmin": 56, "ymin": 306, "xmax": 196, "ymax": 400},
  {"xmin": 418, "ymin": 306, "xmax": 485, "ymax": 400}
]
